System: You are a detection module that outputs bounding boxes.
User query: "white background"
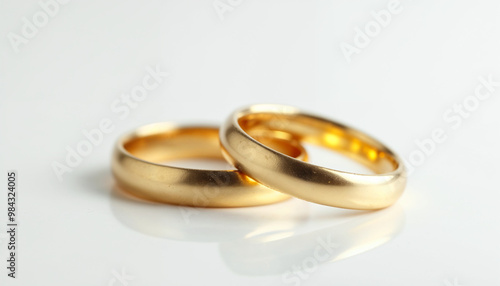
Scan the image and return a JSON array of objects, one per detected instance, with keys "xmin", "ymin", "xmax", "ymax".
[{"xmin": 1, "ymin": 0, "xmax": 500, "ymax": 285}]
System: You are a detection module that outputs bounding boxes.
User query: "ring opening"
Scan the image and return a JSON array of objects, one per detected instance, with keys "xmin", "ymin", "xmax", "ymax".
[
  {"xmin": 123, "ymin": 126, "xmax": 304, "ymax": 165},
  {"xmin": 238, "ymin": 113, "xmax": 399, "ymax": 174}
]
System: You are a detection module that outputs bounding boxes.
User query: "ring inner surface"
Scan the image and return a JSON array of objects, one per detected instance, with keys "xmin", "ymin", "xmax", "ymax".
[
  {"xmin": 124, "ymin": 127, "xmax": 303, "ymax": 165},
  {"xmin": 238, "ymin": 113, "xmax": 398, "ymax": 174}
]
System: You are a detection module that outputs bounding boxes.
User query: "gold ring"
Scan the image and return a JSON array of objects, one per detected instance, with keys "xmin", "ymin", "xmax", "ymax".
[
  {"xmin": 111, "ymin": 123, "xmax": 307, "ymax": 207},
  {"xmin": 220, "ymin": 104, "xmax": 407, "ymax": 210}
]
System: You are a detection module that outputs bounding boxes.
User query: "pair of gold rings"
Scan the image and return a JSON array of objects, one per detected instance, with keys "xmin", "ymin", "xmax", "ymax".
[{"xmin": 112, "ymin": 104, "xmax": 406, "ymax": 210}]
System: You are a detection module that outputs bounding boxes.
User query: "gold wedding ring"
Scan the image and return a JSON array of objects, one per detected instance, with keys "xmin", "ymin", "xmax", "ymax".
[
  {"xmin": 111, "ymin": 123, "xmax": 307, "ymax": 207},
  {"xmin": 220, "ymin": 104, "xmax": 406, "ymax": 210}
]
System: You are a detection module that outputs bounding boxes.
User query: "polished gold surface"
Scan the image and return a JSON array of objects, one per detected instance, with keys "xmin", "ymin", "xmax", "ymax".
[
  {"xmin": 111, "ymin": 123, "xmax": 307, "ymax": 207},
  {"xmin": 220, "ymin": 104, "xmax": 407, "ymax": 210}
]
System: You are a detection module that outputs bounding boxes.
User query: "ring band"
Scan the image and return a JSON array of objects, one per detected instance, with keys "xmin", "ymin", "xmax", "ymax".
[
  {"xmin": 111, "ymin": 123, "xmax": 307, "ymax": 207},
  {"xmin": 220, "ymin": 104, "xmax": 407, "ymax": 210}
]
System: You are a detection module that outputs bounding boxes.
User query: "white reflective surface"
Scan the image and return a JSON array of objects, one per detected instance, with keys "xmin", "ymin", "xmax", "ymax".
[{"xmin": 1, "ymin": 0, "xmax": 499, "ymax": 285}]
